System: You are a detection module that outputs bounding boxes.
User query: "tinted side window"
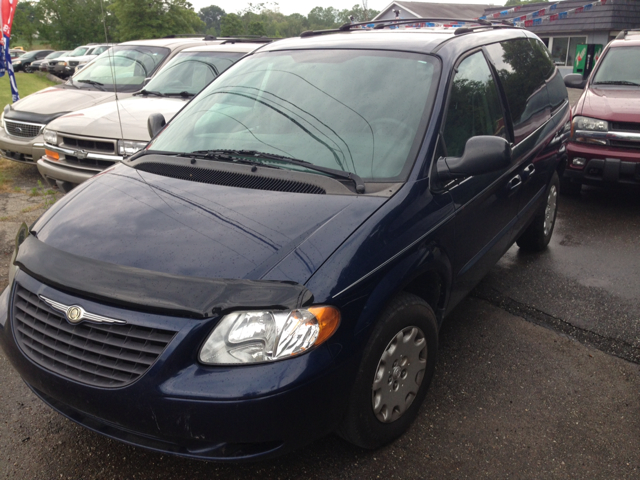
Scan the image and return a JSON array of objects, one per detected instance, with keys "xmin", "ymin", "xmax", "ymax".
[
  {"xmin": 443, "ymin": 51, "xmax": 506, "ymax": 157},
  {"xmin": 485, "ymin": 38, "xmax": 553, "ymax": 143}
]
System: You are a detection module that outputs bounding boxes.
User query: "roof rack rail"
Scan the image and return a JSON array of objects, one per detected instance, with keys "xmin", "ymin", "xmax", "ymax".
[
  {"xmin": 301, "ymin": 17, "xmax": 516, "ymax": 38},
  {"xmin": 219, "ymin": 36, "xmax": 274, "ymax": 44},
  {"xmin": 616, "ymin": 28, "xmax": 640, "ymax": 39},
  {"xmin": 163, "ymin": 34, "xmax": 207, "ymax": 38}
]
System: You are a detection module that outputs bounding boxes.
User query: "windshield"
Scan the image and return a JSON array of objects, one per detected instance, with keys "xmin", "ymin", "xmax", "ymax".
[
  {"xmin": 72, "ymin": 45, "xmax": 170, "ymax": 92},
  {"xmin": 148, "ymin": 50, "xmax": 439, "ymax": 182},
  {"xmin": 145, "ymin": 51, "xmax": 245, "ymax": 96},
  {"xmin": 592, "ymin": 47, "xmax": 640, "ymax": 85},
  {"xmin": 46, "ymin": 51, "xmax": 67, "ymax": 59},
  {"xmin": 69, "ymin": 47, "xmax": 89, "ymax": 57}
]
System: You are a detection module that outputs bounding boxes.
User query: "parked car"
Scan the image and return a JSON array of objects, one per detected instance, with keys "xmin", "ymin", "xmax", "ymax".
[
  {"xmin": 11, "ymin": 49, "xmax": 54, "ymax": 72},
  {"xmin": 0, "ymin": 37, "xmax": 237, "ymax": 165},
  {"xmin": 48, "ymin": 44, "xmax": 114, "ymax": 78},
  {"xmin": 9, "ymin": 49, "xmax": 25, "ymax": 59},
  {"xmin": 1, "ymin": 21, "xmax": 569, "ymax": 461},
  {"xmin": 27, "ymin": 51, "xmax": 69, "ymax": 73},
  {"xmin": 38, "ymin": 42, "xmax": 270, "ymax": 192},
  {"xmin": 562, "ymin": 29, "xmax": 640, "ymax": 193}
]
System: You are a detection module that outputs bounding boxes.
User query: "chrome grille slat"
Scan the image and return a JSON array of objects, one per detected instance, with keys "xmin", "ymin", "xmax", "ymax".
[
  {"xmin": 12, "ymin": 284, "xmax": 177, "ymax": 387},
  {"xmin": 5, "ymin": 120, "xmax": 44, "ymax": 138}
]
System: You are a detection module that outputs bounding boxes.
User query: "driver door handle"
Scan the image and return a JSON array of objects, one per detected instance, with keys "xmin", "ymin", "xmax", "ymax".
[
  {"xmin": 509, "ymin": 174, "xmax": 522, "ymax": 191},
  {"xmin": 523, "ymin": 164, "xmax": 535, "ymax": 177}
]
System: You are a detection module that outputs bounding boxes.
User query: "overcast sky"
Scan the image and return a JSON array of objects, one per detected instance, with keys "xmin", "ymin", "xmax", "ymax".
[{"xmin": 189, "ymin": 0, "xmax": 506, "ymax": 17}]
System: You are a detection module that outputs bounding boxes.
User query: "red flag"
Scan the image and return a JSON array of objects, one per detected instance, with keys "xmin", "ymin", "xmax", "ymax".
[
  {"xmin": 575, "ymin": 6, "xmax": 584, "ymax": 13},
  {"xmin": 525, "ymin": 20, "xmax": 533, "ymax": 27},
  {"xmin": 550, "ymin": 13, "xmax": 559, "ymax": 21},
  {"xmin": 2, "ymin": 0, "xmax": 18, "ymax": 38}
]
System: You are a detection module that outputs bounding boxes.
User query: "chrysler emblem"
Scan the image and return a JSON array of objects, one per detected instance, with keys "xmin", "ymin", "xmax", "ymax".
[{"xmin": 39, "ymin": 295, "xmax": 126, "ymax": 325}]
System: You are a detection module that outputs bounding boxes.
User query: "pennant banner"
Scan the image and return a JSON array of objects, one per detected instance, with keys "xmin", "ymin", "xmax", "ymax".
[
  {"xmin": 479, "ymin": 0, "xmax": 607, "ymax": 27},
  {"xmin": 1, "ymin": 0, "xmax": 19, "ymax": 102}
]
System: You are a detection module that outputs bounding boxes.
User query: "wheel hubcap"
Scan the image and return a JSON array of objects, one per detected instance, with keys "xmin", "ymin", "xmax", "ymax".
[
  {"xmin": 372, "ymin": 326, "xmax": 427, "ymax": 423},
  {"xmin": 544, "ymin": 185, "xmax": 558, "ymax": 237}
]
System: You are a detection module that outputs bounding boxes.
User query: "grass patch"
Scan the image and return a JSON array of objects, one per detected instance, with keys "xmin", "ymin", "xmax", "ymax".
[
  {"xmin": 0, "ymin": 158, "xmax": 35, "ymax": 192},
  {"xmin": 0, "ymin": 72, "xmax": 58, "ymax": 108}
]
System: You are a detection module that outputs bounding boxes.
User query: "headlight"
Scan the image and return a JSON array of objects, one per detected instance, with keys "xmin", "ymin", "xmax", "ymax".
[
  {"xmin": 43, "ymin": 129, "xmax": 57, "ymax": 145},
  {"xmin": 199, "ymin": 306, "xmax": 340, "ymax": 365},
  {"xmin": 0, "ymin": 112, "xmax": 4, "ymax": 128},
  {"xmin": 118, "ymin": 139, "xmax": 148, "ymax": 156},
  {"xmin": 58, "ymin": 61, "xmax": 67, "ymax": 66},
  {"xmin": 572, "ymin": 116, "xmax": 608, "ymax": 132},
  {"xmin": 14, "ymin": 60, "xmax": 21, "ymax": 65}
]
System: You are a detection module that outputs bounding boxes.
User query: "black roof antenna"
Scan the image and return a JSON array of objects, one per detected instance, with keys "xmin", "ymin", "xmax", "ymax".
[{"xmin": 99, "ymin": 0, "xmax": 125, "ymax": 148}]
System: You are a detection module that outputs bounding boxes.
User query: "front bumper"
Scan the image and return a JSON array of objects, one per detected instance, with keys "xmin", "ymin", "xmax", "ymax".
[
  {"xmin": 48, "ymin": 64, "xmax": 76, "ymax": 77},
  {"xmin": 0, "ymin": 272, "xmax": 354, "ymax": 461},
  {"xmin": 0, "ymin": 128, "xmax": 45, "ymax": 164},
  {"xmin": 564, "ymin": 141, "xmax": 640, "ymax": 186}
]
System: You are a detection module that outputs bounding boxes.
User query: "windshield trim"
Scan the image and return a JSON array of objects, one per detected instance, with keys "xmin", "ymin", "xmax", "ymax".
[{"xmin": 148, "ymin": 48, "xmax": 442, "ymax": 184}]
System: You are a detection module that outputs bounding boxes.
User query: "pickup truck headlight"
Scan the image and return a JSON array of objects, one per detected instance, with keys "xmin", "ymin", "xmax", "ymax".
[
  {"xmin": 572, "ymin": 116, "xmax": 608, "ymax": 132},
  {"xmin": 118, "ymin": 139, "xmax": 148, "ymax": 156},
  {"xmin": 571, "ymin": 116, "xmax": 608, "ymax": 145},
  {"xmin": 43, "ymin": 129, "xmax": 57, "ymax": 145},
  {"xmin": 199, "ymin": 306, "xmax": 340, "ymax": 365},
  {"xmin": 57, "ymin": 61, "xmax": 67, "ymax": 66}
]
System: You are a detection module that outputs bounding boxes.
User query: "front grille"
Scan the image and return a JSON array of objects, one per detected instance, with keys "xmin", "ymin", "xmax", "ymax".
[
  {"xmin": 5, "ymin": 120, "xmax": 44, "ymax": 138},
  {"xmin": 609, "ymin": 140, "xmax": 640, "ymax": 150},
  {"xmin": 61, "ymin": 136, "xmax": 115, "ymax": 153},
  {"xmin": 69, "ymin": 61, "xmax": 79, "ymax": 67},
  {"xmin": 135, "ymin": 162, "xmax": 327, "ymax": 194},
  {"xmin": 611, "ymin": 122, "xmax": 640, "ymax": 133},
  {"xmin": 12, "ymin": 285, "xmax": 177, "ymax": 388}
]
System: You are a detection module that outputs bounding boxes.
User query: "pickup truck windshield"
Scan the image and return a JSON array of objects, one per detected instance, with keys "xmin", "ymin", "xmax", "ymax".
[
  {"xmin": 72, "ymin": 45, "xmax": 170, "ymax": 92},
  {"xmin": 148, "ymin": 49, "xmax": 439, "ymax": 182}
]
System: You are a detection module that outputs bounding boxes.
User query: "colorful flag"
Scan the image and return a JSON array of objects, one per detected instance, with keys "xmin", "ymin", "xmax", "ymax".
[{"xmin": 1, "ymin": 0, "xmax": 19, "ymax": 102}]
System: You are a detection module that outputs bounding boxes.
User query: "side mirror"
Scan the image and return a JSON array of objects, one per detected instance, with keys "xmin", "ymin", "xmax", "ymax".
[
  {"xmin": 147, "ymin": 113, "xmax": 166, "ymax": 139},
  {"xmin": 564, "ymin": 73, "xmax": 586, "ymax": 89},
  {"xmin": 437, "ymin": 136, "xmax": 511, "ymax": 182}
]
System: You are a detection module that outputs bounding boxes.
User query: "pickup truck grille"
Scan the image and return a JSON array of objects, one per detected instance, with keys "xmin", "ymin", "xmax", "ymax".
[
  {"xmin": 611, "ymin": 122, "xmax": 640, "ymax": 133},
  {"xmin": 61, "ymin": 135, "xmax": 115, "ymax": 153},
  {"xmin": 5, "ymin": 120, "xmax": 44, "ymax": 138},
  {"xmin": 12, "ymin": 284, "xmax": 177, "ymax": 388}
]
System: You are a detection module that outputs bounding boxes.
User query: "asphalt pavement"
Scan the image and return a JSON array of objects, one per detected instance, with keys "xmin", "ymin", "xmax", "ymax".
[{"xmin": 1, "ymin": 87, "xmax": 639, "ymax": 479}]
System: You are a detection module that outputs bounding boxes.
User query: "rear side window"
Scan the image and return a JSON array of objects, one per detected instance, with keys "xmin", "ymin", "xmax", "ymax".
[
  {"xmin": 443, "ymin": 51, "xmax": 506, "ymax": 157},
  {"xmin": 485, "ymin": 38, "xmax": 555, "ymax": 143}
]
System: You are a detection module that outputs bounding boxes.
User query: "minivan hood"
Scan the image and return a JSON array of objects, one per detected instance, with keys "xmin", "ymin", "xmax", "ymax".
[
  {"xmin": 11, "ymin": 85, "xmax": 130, "ymax": 117},
  {"xmin": 577, "ymin": 86, "xmax": 640, "ymax": 123},
  {"xmin": 49, "ymin": 96, "xmax": 187, "ymax": 141},
  {"xmin": 34, "ymin": 164, "xmax": 386, "ymax": 285}
]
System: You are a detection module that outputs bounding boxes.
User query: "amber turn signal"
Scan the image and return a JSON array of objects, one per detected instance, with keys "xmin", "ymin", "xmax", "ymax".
[
  {"xmin": 308, "ymin": 305, "xmax": 341, "ymax": 346},
  {"xmin": 44, "ymin": 149, "xmax": 59, "ymax": 160}
]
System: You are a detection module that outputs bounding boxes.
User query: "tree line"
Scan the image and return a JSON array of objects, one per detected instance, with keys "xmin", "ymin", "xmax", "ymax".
[{"xmin": 12, "ymin": 1, "xmax": 380, "ymax": 50}]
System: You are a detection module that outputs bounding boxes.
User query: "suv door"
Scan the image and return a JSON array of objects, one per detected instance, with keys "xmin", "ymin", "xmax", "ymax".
[{"xmin": 439, "ymin": 50, "xmax": 518, "ymax": 306}]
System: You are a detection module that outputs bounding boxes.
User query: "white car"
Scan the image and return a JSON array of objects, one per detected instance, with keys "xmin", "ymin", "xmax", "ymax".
[
  {"xmin": 48, "ymin": 44, "xmax": 114, "ymax": 78},
  {"xmin": 38, "ymin": 41, "xmax": 270, "ymax": 192}
]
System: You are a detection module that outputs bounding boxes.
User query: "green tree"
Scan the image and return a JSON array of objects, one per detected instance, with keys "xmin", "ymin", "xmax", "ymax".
[
  {"xmin": 111, "ymin": 0, "xmax": 204, "ymax": 42},
  {"xmin": 337, "ymin": 4, "xmax": 380, "ymax": 24},
  {"xmin": 12, "ymin": 2, "xmax": 40, "ymax": 48},
  {"xmin": 199, "ymin": 5, "xmax": 226, "ymax": 35},
  {"xmin": 220, "ymin": 13, "xmax": 243, "ymax": 36},
  {"xmin": 307, "ymin": 6, "xmax": 340, "ymax": 29},
  {"xmin": 37, "ymin": 0, "xmax": 117, "ymax": 49},
  {"xmin": 504, "ymin": 0, "xmax": 538, "ymax": 6},
  {"xmin": 248, "ymin": 21, "xmax": 267, "ymax": 36}
]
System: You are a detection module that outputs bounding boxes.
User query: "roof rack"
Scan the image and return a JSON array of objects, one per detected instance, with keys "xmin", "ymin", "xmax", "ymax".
[
  {"xmin": 219, "ymin": 36, "xmax": 274, "ymax": 44},
  {"xmin": 616, "ymin": 29, "xmax": 640, "ymax": 39},
  {"xmin": 300, "ymin": 17, "xmax": 516, "ymax": 38}
]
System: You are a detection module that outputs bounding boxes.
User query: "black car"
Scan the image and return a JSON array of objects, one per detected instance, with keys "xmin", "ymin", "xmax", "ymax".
[
  {"xmin": 26, "ymin": 50, "xmax": 70, "ymax": 73},
  {"xmin": 1, "ymin": 20, "xmax": 569, "ymax": 461},
  {"xmin": 12, "ymin": 49, "xmax": 54, "ymax": 72}
]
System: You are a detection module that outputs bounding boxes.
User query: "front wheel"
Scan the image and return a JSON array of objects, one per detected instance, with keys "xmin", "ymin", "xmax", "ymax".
[
  {"xmin": 516, "ymin": 171, "xmax": 559, "ymax": 252},
  {"xmin": 338, "ymin": 292, "xmax": 438, "ymax": 449}
]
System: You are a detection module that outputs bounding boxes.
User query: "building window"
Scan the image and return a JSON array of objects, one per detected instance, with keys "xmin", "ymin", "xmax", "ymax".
[{"xmin": 548, "ymin": 37, "xmax": 587, "ymax": 66}]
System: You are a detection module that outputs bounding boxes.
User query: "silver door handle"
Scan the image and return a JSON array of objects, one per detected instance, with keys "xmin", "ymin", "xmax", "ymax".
[
  {"xmin": 509, "ymin": 175, "xmax": 522, "ymax": 190},
  {"xmin": 523, "ymin": 164, "xmax": 535, "ymax": 177}
]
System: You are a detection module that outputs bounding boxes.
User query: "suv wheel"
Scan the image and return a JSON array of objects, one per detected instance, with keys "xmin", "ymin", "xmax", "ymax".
[
  {"xmin": 338, "ymin": 292, "xmax": 438, "ymax": 449},
  {"xmin": 517, "ymin": 171, "xmax": 559, "ymax": 252}
]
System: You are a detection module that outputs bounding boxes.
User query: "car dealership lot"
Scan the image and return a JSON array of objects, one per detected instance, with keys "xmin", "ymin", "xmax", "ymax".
[{"xmin": 0, "ymin": 89, "xmax": 638, "ymax": 478}]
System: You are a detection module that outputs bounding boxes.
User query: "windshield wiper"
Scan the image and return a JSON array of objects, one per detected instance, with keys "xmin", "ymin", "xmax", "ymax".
[
  {"xmin": 177, "ymin": 149, "xmax": 279, "ymax": 169},
  {"xmin": 592, "ymin": 80, "xmax": 640, "ymax": 86},
  {"xmin": 76, "ymin": 79, "xmax": 105, "ymax": 90},
  {"xmin": 164, "ymin": 91, "xmax": 195, "ymax": 98},
  {"xmin": 136, "ymin": 89, "xmax": 165, "ymax": 97},
  {"xmin": 193, "ymin": 149, "xmax": 366, "ymax": 193}
]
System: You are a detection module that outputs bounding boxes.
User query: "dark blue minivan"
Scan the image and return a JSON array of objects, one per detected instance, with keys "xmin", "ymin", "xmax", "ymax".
[{"xmin": 0, "ymin": 20, "xmax": 569, "ymax": 461}]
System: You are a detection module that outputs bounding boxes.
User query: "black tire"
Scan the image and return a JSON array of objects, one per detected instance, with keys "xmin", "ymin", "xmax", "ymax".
[
  {"xmin": 516, "ymin": 171, "xmax": 559, "ymax": 252},
  {"xmin": 560, "ymin": 175, "xmax": 581, "ymax": 196},
  {"xmin": 338, "ymin": 292, "xmax": 438, "ymax": 449}
]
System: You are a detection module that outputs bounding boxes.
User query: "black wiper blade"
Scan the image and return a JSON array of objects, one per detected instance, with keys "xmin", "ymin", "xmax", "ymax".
[
  {"xmin": 136, "ymin": 89, "xmax": 165, "ymax": 97},
  {"xmin": 164, "ymin": 91, "xmax": 195, "ymax": 98},
  {"xmin": 76, "ymin": 79, "xmax": 105, "ymax": 90},
  {"xmin": 218, "ymin": 149, "xmax": 366, "ymax": 194},
  {"xmin": 177, "ymin": 150, "xmax": 278, "ymax": 169},
  {"xmin": 593, "ymin": 80, "xmax": 640, "ymax": 86}
]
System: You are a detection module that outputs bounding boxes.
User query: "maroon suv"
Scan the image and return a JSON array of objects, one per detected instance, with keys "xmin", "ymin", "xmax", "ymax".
[{"xmin": 563, "ymin": 30, "xmax": 640, "ymax": 193}]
